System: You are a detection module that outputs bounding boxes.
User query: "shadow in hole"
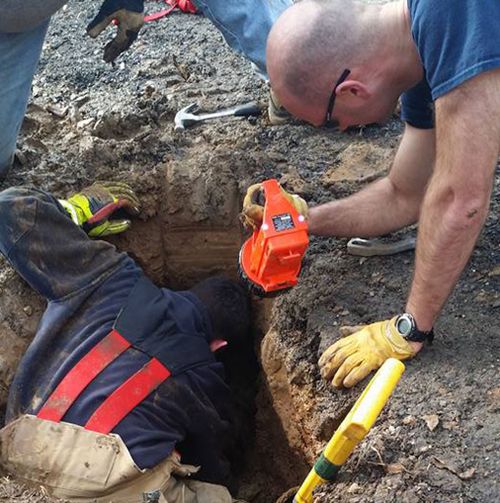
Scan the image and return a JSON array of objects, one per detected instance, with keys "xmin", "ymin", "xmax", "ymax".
[{"xmin": 235, "ymin": 380, "xmax": 311, "ymax": 503}]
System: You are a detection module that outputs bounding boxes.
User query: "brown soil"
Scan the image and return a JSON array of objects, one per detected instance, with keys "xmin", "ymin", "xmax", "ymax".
[{"xmin": 0, "ymin": 3, "xmax": 498, "ymax": 503}]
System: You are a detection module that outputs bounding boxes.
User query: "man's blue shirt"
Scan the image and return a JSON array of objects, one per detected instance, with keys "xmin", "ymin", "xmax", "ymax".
[{"xmin": 401, "ymin": 0, "xmax": 500, "ymax": 129}]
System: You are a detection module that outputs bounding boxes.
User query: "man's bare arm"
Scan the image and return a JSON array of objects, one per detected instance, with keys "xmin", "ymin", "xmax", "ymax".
[
  {"xmin": 308, "ymin": 124, "xmax": 435, "ymax": 237},
  {"xmin": 406, "ymin": 69, "xmax": 500, "ymax": 336}
]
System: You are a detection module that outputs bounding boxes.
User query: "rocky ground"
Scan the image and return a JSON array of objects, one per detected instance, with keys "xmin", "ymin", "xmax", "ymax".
[{"xmin": 0, "ymin": 1, "xmax": 498, "ymax": 502}]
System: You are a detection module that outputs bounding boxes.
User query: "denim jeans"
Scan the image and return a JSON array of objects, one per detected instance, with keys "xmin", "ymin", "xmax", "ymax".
[
  {"xmin": 192, "ymin": 0, "xmax": 292, "ymax": 76},
  {"xmin": 0, "ymin": 20, "xmax": 50, "ymax": 177}
]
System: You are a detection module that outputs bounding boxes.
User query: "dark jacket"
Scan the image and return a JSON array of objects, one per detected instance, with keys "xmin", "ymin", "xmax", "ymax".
[{"xmin": 7, "ymin": 264, "xmax": 235, "ymax": 485}]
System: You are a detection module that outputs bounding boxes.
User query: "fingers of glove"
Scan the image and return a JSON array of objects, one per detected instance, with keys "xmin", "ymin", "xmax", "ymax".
[
  {"xmin": 105, "ymin": 219, "xmax": 132, "ymax": 235},
  {"xmin": 81, "ymin": 184, "xmax": 114, "ymax": 203},
  {"xmin": 243, "ymin": 183, "xmax": 263, "ymax": 208},
  {"xmin": 242, "ymin": 183, "xmax": 264, "ymax": 221},
  {"xmin": 318, "ymin": 342, "xmax": 337, "ymax": 368},
  {"xmin": 319, "ymin": 333, "xmax": 359, "ymax": 367},
  {"xmin": 331, "ymin": 353, "xmax": 367, "ymax": 388},
  {"xmin": 319, "ymin": 338, "xmax": 358, "ymax": 380},
  {"xmin": 98, "ymin": 182, "xmax": 141, "ymax": 212},
  {"xmin": 87, "ymin": 1, "xmax": 144, "ymax": 34},
  {"xmin": 89, "ymin": 219, "xmax": 131, "ymax": 237},
  {"xmin": 103, "ymin": 27, "xmax": 140, "ymax": 63},
  {"xmin": 339, "ymin": 325, "xmax": 366, "ymax": 338},
  {"xmin": 342, "ymin": 360, "xmax": 379, "ymax": 388},
  {"xmin": 98, "ymin": 180, "xmax": 135, "ymax": 194},
  {"xmin": 87, "ymin": 13, "xmax": 115, "ymax": 38},
  {"xmin": 241, "ymin": 204, "xmax": 264, "ymax": 229}
]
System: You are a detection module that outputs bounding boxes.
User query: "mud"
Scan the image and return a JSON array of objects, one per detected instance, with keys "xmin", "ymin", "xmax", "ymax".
[{"xmin": 0, "ymin": 2, "xmax": 499, "ymax": 503}]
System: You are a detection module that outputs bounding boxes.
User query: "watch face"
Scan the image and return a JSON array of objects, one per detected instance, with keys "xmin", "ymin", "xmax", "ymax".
[{"xmin": 396, "ymin": 315, "xmax": 413, "ymax": 337}]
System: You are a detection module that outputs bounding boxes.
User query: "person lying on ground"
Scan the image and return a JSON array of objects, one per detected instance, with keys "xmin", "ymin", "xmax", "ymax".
[
  {"xmin": 0, "ymin": 0, "xmax": 291, "ymax": 180},
  {"xmin": 0, "ymin": 181, "xmax": 253, "ymax": 503},
  {"xmin": 247, "ymin": 0, "xmax": 500, "ymax": 389}
]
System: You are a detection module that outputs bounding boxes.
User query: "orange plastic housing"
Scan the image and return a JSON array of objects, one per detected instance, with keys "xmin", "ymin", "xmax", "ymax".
[{"xmin": 240, "ymin": 179, "xmax": 309, "ymax": 294}]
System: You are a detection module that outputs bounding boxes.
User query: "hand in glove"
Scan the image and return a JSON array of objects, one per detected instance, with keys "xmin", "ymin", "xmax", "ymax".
[
  {"xmin": 87, "ymin": 0, "xmax": 144, "ymax": 63},
  {"xmin": 59, "ymin": 181, "xmax": 140, "ymax": 237},
  {"xmin": 241, "ymin": 182, "xmax": 308, "ymax": 230},
  {"xmin": 319, "ymin": 317, "xmax": 416, "ymax": 388}
]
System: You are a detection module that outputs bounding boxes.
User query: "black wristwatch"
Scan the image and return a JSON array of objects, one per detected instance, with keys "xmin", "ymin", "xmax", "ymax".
[{"xmin": 395, "ymin": 313, "xmax": 434, "ymax": 343}]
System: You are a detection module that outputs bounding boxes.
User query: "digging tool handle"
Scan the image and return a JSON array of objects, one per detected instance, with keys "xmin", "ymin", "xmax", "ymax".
[
  {"xmin": 292, "ymin": 359, "xmax": 405, "ymax": 503},
  {"xmin": 233, "ymin": 102, "xmax": 262, "ymax": 117},
  {"xmin": 193, "ymin": 102, "xmax": 262, "ymax": 121}
]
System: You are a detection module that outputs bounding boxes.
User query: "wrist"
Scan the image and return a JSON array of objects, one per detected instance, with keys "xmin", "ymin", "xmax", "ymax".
[
  {"xmin": 405, "ymin": 304, "xmax": 434, "ymax": 333},
  {"xmin": 58, "ymin": 199, "xmax": 85, "ymax": 226},
  {"xmin": 307, "ymin": 206, "xmax": 322, "ymax": 235},
  {"xmin": 409, "ymin": 340, "xmax": 424, "ymax": 354},
  {"xmin": 394, "ymin": 312, "xmax": 434, "ymax": 345}
]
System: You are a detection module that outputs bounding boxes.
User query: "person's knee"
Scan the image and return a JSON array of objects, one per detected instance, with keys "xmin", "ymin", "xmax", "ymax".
[
  {"xmin": 0, "ymin": 187, "xmax": 41, "ymax": 247},
  {"xmin": 0, "ymin": 186, "xmax": 40, "ymax": 205}
]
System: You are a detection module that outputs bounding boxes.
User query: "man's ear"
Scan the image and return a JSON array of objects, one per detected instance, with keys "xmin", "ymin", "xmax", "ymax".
[
  {"xmin": 210, "ymin": 339, "xmax": 228, "ymax": 353},
  {"xmin": 336, "ymin": 80, "xmax": 371, "ymax": 100}
]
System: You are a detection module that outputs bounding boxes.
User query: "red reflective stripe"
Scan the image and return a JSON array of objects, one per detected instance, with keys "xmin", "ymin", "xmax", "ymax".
[
  {"xmin": 84, "ymin": 358, "xmax": 171, "ymax": 434},
  {"xmin": 37, "ymin": 330, "xmax": 131, "ymax": 422}
]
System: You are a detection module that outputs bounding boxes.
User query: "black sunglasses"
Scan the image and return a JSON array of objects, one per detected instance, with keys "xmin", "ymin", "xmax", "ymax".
[{"xmin": 324, "ymin": 68, "xmax": 351, "ymax": 126}]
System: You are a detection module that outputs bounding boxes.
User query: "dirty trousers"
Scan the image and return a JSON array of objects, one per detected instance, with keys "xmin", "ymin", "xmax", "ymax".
[{"xmin": 0, "ymin": 415, "xmax": 234, "ymax": 503}]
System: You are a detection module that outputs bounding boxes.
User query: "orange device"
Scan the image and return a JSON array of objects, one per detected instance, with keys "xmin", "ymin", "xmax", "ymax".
[{"xmin": 238, "ymin": 179, "xmax": 309, "ymax": 296}]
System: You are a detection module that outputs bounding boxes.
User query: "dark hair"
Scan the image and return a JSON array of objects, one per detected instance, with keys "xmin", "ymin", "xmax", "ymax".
[
  {"xmin": 191, "ymin": 276, "xmax": 258, "ymax": 486},
  {"xmin": 189, "ymin": 276, "xmax": 251, "ymax": 347}
]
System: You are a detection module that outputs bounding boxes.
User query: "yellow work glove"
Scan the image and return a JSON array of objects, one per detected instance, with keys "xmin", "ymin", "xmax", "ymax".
[
  {"xmin": 319, "ymin": 317, "xmax": 416, "ymax": 388},
  {"xmin": 59, "ymin": 181, "xmax": 140, "ymax": 237},
  {"xmin": 240, "ymin": 182, "xmax": 308, "ymax": 230}
]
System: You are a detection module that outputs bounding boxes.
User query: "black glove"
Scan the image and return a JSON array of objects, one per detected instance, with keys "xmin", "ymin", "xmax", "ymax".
[{"xmin": 87, "ymin": 0, "xmax": 144, "ymax": 63}]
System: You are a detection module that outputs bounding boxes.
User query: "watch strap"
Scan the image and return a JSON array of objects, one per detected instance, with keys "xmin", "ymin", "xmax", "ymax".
[{"xmin": 405, "ymin": 326, "xmax": 434, "ymax": 344}]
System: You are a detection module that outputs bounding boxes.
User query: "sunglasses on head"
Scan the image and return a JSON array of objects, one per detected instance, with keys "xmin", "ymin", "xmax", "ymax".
[{"xmin": 324, "ymin": 68, "xmax": 351, "ymax": 127}]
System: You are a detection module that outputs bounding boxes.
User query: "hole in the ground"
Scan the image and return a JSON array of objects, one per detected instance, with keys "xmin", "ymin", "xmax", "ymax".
[{"xmin": 110, "ymin": 161, "xmax": 310, "ymax": 502}]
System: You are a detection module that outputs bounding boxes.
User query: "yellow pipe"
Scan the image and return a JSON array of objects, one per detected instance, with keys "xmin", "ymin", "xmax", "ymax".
[{"xmin": 293, "ymin": 358, "xmax": 405, "ymax": 503}]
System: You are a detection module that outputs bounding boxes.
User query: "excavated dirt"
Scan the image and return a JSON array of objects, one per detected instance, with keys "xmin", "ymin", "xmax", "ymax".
[{"xmin": 0, "ymin": 2, "xmax": 499, "ymax": 502}]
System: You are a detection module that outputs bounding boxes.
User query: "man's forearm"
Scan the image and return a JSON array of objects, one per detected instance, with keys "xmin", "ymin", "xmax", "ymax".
[
  {"xmin": 309, "ymin": 124, "xmax": 435, "ymax": 237},
  {"xmin": 406, "ymin": 176, "xmax": 492, "ymax": 332},
  {"xmin": 308, "ymin": 176, "xmax": 420, "ymax": 237},
  {"xmin": 406, "ymin": 70, "xmax": 500, "ymax": 333}
]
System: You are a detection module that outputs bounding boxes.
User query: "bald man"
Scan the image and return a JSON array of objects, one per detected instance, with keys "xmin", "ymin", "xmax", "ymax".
[{"xmin": 266, "ymin": 0, "xmax": 500, "ymax": 388}]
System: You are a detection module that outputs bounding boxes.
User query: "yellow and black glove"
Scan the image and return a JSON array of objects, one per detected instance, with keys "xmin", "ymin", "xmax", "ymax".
[
  {"xmin": 241, "ymin": 182, "xmax": 308, "ymax": 230},
  {"xmin": 87, "ymin": 0, "xmax": 144, "ymax": 63},
  {"xmin": 59, "ymin": 181, "xmax": 140, "ymax": 237},
  {"xmin": 319, "ymin": 317, "xmax": 416, "ymax": 388}
]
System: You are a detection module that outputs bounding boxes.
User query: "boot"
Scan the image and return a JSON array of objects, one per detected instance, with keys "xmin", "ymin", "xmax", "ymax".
[{"xmin": 268, "ymin": 88, "xmax": 291, "ymax": 125}]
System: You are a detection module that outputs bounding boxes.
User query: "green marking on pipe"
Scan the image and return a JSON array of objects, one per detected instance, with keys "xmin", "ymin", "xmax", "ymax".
[{"xmin": 314, "ymin": 454, "xmax": 341, "ymax": 481}]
